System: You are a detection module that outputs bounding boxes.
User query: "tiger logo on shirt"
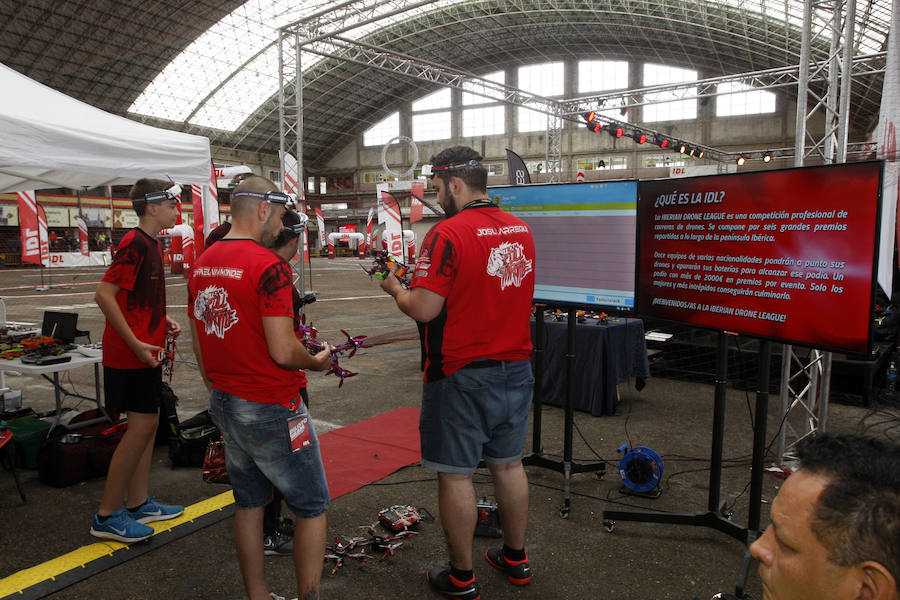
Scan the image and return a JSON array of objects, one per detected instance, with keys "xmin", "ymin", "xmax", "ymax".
[
  {"xmin": 486, "ymin": 241, "xmax": 533, "ymax": 290},
  {"xmin": 193, "ymin": 285, "xmax": 239, "ymax": 338}
]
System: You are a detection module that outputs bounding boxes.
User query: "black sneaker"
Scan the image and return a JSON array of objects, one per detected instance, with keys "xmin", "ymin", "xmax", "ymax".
[
  {"xmin": 276, "ymin": 516, "xmax": 294, "ymax": 535},
  {"xmin": 263, "ymin": 530, "xmax": 294, "ymax": 556},
  {"xmin": 485, "ymin": 548, "xmax": 532, "ymax": 585},
  {"xmin": 425, "ymin": 566, "xmax": 480, "ymax": 600}
]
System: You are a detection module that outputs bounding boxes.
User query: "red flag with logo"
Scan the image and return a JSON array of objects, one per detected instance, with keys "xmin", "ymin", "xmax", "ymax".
[
  {"xmin": 76, "ymin": 216, "xmax": 89, "ymax": 256},
  {"xmin": 37, "ymin": 204, "xmax": 50, "ymax": 267},
  {"xmin": 410, "ymin": 181, "xmax": 424, "ymax": 224},
  {"xmin": 16, "ymin": 191, "xmax": 43, "ymax": 266}
]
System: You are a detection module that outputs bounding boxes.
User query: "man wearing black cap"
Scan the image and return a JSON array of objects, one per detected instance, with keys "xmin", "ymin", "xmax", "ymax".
[
  {"xmin": 91, "ymin": 178, "xmax": 184, "ymax": 543},
  {"xmin": 379, "ymin": 146, "xmax": 537, "ymax": 600}
]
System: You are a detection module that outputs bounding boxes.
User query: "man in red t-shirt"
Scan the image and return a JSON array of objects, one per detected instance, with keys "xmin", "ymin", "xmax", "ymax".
[
  {"xmin": 90, "ymin": 179, "xmax": 184, "ymax": 543},
  {"xmin": 379, "ymin": 146, "xmax": 536, "ymax": 600},
  {"xmin": 189, "ymin": 176, "xmax": 330, "ymax": 600}
]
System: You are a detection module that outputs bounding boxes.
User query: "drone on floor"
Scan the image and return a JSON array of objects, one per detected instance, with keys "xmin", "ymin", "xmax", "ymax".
[{"xmin": 324, "ymin": 525, "xmax": 418, "ymax": 574}]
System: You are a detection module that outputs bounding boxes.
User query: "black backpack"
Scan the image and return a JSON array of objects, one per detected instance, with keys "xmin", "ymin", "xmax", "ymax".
[
  {"xmin": 168, "ymin": 409, "xmax": 220, "ymax": 468},
  {"xmin": 155, "ymin": 382, "xmax": 180, "ymax": 447}
]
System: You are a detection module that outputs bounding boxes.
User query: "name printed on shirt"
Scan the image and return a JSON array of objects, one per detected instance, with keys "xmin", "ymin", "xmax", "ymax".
[
  {"xmin": 192, "ymin": 266, "xmax": 245, "ymax": 279},
  {"xmin": 476, "ymin": 225, "xmax": 529, "ymax": 237}
]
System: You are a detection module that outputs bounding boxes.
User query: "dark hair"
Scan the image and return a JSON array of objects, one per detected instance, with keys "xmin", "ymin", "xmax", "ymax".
[
  {"xmin": 272, "ymin": 210, "xmax": 303, "ymax": 249},
  {"xmin": 205, "ymin": 221, "xmax": 232, "ymax": 247},
  {"xmin": 430, "ymin": 146, "xmax": 487, "ymax": 192},
  {"xmin": 129, "ymin": 178, "xmax": 169, "ymax": 217},
  {"xmin": 798, "ymin": 434, "xmax": 900, "ymax": 584}
]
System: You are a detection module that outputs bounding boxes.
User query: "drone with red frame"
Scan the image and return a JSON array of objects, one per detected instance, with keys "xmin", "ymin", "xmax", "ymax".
[
  {"xmin": 297, "ymin": 316, "xmax": 366, "ymax": 388},
  {"xmin": 324, "ymin": 524, "xmax": 418, "ymax": 574},
  {"xmin": 361, "ymin": 251, "xmax": 412, "ymax": 288}
]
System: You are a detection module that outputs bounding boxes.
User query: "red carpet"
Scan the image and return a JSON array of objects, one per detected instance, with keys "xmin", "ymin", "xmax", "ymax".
[{"xmin": 318, "ymin": 407, "xmax": 421, "ymax": 500}]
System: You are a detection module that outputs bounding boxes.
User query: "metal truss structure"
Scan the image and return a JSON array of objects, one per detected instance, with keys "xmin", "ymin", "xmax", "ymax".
[{"xmin": 777, "ymin": 0, "xmax": 862, "ymax": 466}]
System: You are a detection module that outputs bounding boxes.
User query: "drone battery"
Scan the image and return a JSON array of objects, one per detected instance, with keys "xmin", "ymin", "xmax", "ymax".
[{"xmin": 474, "ymin": 497, "xmax": 502, "ymax": 538}]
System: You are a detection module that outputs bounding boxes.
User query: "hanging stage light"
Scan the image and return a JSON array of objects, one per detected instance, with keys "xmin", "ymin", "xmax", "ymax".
[
  {"xmin": 584, "ymin": 111, "xmax": 597, "ymax": 123},
  {"xmin": 737, "ymin": 155, "xmax": 746, "ymax": 166},
  {"xmin": 689, "ymin": 147, "xmax": 696, "ymax": 157},
  {"xmin": 657, "ymin": 136, "xmax": 670, "ymax": 149},
  {"xmin": 609, "ymin": 126, "xmax": 624, "ymax": 138},
  {"xmin": 697, "ymin": 149, "xmax": 705, "ymax": 159},
  {"xmin": 585, "ymin": 121, "xmax": 603, "ymax": 133},
  {"xmin": 632, "ymin": 131, "xmax": 647, "ymax": 144},
  {"xmin": 763, "ymin": 152, "xmax": 773, "ymax": 163},
  {"xmin": 679, "ymin": 144, "xmax": 688, "ymax": 154}
]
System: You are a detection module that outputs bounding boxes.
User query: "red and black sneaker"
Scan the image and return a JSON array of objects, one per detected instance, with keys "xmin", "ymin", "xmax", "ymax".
[
  {"xmin": 425, "ymin": 566, "xmax": 480, "ymax": 600},
  {"xmin": 485, "ymin": 548, "xmax": 532, "ymax": 585}
]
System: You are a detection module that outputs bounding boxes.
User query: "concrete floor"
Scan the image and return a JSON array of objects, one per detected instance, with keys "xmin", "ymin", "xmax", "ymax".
[{"xmin": 1, "ymin": 257, "xmax": 897, "ymax": 600}]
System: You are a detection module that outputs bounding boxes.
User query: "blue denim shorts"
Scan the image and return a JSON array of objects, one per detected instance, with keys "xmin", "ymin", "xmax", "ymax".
[
  {"xmin": 420, "ymin": 359, "xmax": 534, "ymax": 474},
  {"xmin": 208, "ymin": 389, "xmax": 330, "ymax": 518}
]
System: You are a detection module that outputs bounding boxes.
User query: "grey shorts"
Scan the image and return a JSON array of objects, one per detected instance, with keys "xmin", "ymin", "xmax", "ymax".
[{"xmin": 420, "ymin": 359, "xmax": 534, "ymax": 474}]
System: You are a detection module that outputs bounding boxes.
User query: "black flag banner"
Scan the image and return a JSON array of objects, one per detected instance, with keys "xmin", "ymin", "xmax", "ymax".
[{"xmin": 505, "ymin": 148, "xmax": 531, "ymax": 185}]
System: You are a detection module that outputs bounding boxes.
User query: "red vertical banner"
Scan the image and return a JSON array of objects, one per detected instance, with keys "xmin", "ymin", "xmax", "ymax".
[
  {"xmin": 282, "ymin": 152, "xmax": 310, "ymax": 264},
  {"xmin": 16, "ymin": 190, "xmax": 41, "ymax": 266},
  {"xmin": 315, "ymin": 206, "xmax": 326, "ymax": 247},
  {"xmin": 171, "ymin": 191, "xmax": 184, "ymax": 273},
  {"xmin": 410, "ymin": 181, "xmax": 424, "ymax": 224},
  {"xmin": 365, "ymin": 207, "xmax": 374, "ymax": 254},
  {"xmin": 76, "ymin": 216, "xmax": 89, "ymax": 256},
  {"xmin": 381, "ymin": 191, "xmax": 404, "ymax": 261},
  {"xmin": 37, "ymin": 205, "xmax": 50, "ymax": 267}
]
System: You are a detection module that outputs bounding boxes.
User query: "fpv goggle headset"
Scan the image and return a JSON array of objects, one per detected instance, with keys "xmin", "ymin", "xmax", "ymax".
[
  {"xmin": 422, "ymin": 159, "xmax": 482, "ymax": 179},
  {"xmin": 231, "ymin": 190, "xmax": 296, "ymax": 209},
  {"xmin": 282, "ymin": 211, "xmax": 308, "ymax": 237},
  {"xmin": 142, "ymin": 183, "xmax": 182, "ymax": 204}
]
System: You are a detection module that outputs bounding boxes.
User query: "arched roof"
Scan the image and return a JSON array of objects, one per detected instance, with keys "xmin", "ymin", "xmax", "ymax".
[{"xmin": 0, "ymin": 0, "xmax": 891, "ymax": 168}]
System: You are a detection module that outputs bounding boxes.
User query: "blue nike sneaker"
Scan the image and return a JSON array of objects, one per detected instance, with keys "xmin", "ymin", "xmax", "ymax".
[
  {"xmin": 127, "ymin": 497, "xmax": 184, "ymax": 524},
  {"xmin": 90, "ymin": 507, "xmax": 154, "ymax": 543}
]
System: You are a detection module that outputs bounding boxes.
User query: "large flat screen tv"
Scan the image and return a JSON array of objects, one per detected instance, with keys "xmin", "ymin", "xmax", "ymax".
[
  {"xmin": 635, "ymin": 161, "xmax": 882, "ymax": 354},
  {"xmin": 490, "ymin": 180, "xmax": 638, "ymax": 310}
]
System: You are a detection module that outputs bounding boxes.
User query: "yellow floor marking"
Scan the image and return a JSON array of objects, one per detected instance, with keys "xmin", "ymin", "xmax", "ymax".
[{"xmin": 0, "ymin": 490, "xmax": 234, "ymax": 597}]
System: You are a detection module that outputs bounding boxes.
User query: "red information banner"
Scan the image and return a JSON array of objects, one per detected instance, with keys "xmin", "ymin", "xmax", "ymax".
[{"xmin": 636, "ymin": 162, "xmax": 883, "ymax": 354}]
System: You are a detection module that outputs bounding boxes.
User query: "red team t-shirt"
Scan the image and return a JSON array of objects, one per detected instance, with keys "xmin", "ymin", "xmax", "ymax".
[
  {"xmin": 189, "ymin": 239, "xmax": 299, "ymax": 407},
  {"xmin": 411, "ymin": 205, "xmax": 536, "ymax": 382},
  {"xmin": 101, "ymin": 228, "xmax": 167, "ymax": 370}
]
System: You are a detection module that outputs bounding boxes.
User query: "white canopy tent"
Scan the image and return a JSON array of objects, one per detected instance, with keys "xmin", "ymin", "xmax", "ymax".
[{"xmin": 0, "ymin": 62, "xmax": 211, "ymax": 193}]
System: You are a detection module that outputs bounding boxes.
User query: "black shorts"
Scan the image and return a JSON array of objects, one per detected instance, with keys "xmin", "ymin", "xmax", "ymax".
[{"xmin": 104, "ymin": 366, "xmax": 162, "ymax": 415}]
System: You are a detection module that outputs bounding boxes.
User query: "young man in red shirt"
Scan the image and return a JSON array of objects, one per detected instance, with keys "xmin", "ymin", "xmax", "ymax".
[
  {"xmin": 189, "ymin": 176, "xmax": 331, "ymax": 600},
  {"xmin": 90, "ymin": 179, "xmax": 184, "ymax": 543},
  {"xmin": 379, "ymin": 146, "xmax": 537, "ymax": 600}
]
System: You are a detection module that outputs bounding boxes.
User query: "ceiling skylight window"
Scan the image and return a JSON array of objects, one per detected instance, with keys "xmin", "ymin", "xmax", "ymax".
[
  {"xmin": 363, "ymin": 112, "xmax": 400, "ymax": 147},
  {"xmin": 578, "ymin": 60, "xmax": 629, "ymax": 93},
  {"xmin": 128, "ymin": 0, "xmax": 464, "ymax": 132},
  {"xmin": 642, "ymin": 64, "xmax": 698, "ymax": 122},
  {"xmin": 412, "ymin": 88, "xmax": 452, "ymax": 112},
  {"xmin": 463, "ymin": 71, "xmax": 506, "ymax": 105},
  {"xmin": 716, "ymin": 82, "xmax": 777, "ymax": 116},
  {"xmin": 463, "ymin": 106, "xmax": 506, "ymax": 137},
  {"xmin": 518, "ymin": 63, "xmax": 565, "ymax": 97},
  {"xmin": 412, "ymin": 112, "xmax": 452, "ymax": 141}
]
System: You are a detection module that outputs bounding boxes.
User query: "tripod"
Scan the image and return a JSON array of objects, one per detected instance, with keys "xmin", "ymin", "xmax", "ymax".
[
  {"xmin": 601, "ymin": 332, "xmax": 771, "ymax": 596},
  {"xmin": 523, "ymin": 306, "xmax": 606, "ymax": 518}
]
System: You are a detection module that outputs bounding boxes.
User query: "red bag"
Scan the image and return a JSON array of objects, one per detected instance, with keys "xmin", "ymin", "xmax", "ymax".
[{"xmin": 202, "ymin": 436, "xmax": 229, "ymax": 484}]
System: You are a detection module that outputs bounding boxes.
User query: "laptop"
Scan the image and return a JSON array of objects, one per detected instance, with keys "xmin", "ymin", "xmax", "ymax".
[{"xmin": 41, "ymin": 311, "xmax": 79, "ymax": 343}]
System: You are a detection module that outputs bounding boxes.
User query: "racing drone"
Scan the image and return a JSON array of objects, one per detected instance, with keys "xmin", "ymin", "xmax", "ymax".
[
  {"xmin": 362, "ymin": 251, "xmax": 412, "ymax": 288},
  {"xmin": 297, "ymin": 315, "xmax": 366, "ymax": 388},
  {"xmin": 324, "ymin": 525, "xmax": 417, "ymax": 574}
]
